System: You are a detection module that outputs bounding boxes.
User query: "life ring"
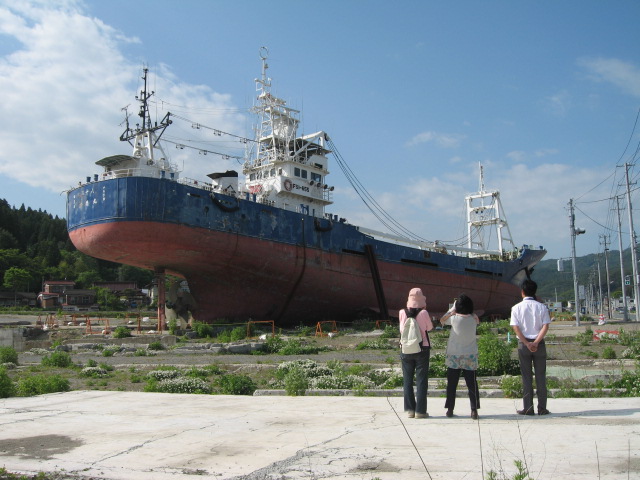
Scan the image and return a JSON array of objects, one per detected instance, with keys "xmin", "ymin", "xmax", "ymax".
[{"xmin": 210, "ymin": 192, "xmax": 240, "ymax": 212}]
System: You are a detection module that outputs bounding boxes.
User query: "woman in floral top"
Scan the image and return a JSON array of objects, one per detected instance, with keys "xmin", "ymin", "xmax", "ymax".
[{"xmin": 440, "ymin": 293, "xmax": 481, "ymax": 420}]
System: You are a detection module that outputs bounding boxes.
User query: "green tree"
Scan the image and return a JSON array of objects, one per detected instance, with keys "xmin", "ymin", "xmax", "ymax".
[
  {"xmin": 76, "ymin": 270, "xmax": 101, "ymax": 288},
  {"xmin": 3, "ymin": 267, "xmax": 31, "ymax": 306},
  {"xmin": 92, "ymin": 286, "xmax": 123, "ymax": 310}
]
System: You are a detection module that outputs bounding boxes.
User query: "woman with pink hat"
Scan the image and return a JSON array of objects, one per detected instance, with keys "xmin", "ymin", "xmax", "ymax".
[{"xmin": 399, "ymin": 287, "xmax": 434, "ymax": 418}]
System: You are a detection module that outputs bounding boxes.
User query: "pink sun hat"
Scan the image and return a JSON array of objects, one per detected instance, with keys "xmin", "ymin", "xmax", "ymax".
[{"xmin": 406, "ymin": 288, "xmax": 427, "ymax": 309}]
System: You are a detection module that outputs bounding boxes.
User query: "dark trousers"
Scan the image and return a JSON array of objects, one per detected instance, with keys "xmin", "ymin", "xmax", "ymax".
[
  {"xmin": 444, "ymin": 367, "xmax": 480, "ymax": 411},
  {"xmin": 517, "ymin": 340, "xmax": 547, "ymax": 412},
  {"xmin": 401, "ymin": 348, "xmax": 430, "ymax": 414}
]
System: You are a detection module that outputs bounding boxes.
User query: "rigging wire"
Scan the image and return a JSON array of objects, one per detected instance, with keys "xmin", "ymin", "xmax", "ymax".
[
  {"xmin": 328, "ymin": 138, "xmax": 433, "ymax": 243},
  {"xmin": 152, "ymin": 98, "xmax": 248, "ymax": 116},
  {"xmin": 162, "ymin": 138, "xmax": 244, "ymax": 163},
  {"xmin": 171, "ymin": 114, "xmax": 256, "ymax": 144},
  {"xmin": 575, "ymin": 204, "xmax": 626, "ymax": 235}
]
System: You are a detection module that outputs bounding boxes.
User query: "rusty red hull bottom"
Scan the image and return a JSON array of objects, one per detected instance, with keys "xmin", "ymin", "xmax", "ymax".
[{"xmin": 69, "ymin": 221, "xmax": 522, "ymax": 323}]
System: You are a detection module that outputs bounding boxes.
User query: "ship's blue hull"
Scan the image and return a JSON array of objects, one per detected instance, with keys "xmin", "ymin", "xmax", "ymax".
[{"xmin": 67, "ymin": 176, "xmax": 546, "ymax": 323}]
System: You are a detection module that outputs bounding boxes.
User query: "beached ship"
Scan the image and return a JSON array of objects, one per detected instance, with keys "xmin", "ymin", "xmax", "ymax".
[{"xmin": 66, "ymin": 50, "xmax": 546, "ymax": 325}]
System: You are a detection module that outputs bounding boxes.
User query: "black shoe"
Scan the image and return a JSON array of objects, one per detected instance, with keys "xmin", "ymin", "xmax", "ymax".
[
  {"xmin": 446, "ymin": 408, "xmax": 453, "ymax": 418},
  {"xmin": 471, "ymin": 409, "xmax": 479, "ymax": 420},
  {"xmin": 538, "ymin": 408, "xmax": 551, "ymax": 415},
  {"xmin": 517, "ymin": 408, "xmax": 534, "ymax": 416}
]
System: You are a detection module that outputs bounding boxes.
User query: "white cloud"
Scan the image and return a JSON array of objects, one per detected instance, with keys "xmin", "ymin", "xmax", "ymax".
[
  {"xmin": 542, "ymin": 90, "xmax": 571, "ymax": 116},
  {"xmin": 406, "ymin": 130, "xmax": 465, "ymax": 148},
  {"xmin": 578, "ymin": 57, "xmax": 640, "ymax": 98},
  {"xmin": 506, "ymin": 150, "xmax": 526, "ymax": 162},
  {"xmin": 0, "ymin": 1, "xmax": 245, "ymax": 193},
  {"xmin": 505, "ymin": 149, "xmax": 558, "ymax": 163}
]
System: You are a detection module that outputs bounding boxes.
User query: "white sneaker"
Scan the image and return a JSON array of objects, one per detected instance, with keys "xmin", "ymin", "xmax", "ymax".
[{"xmin": 407, "ymin": 411, "xmax": 415, "ymax": 418}]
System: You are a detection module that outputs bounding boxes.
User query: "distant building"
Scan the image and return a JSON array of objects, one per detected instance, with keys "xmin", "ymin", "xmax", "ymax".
[
  {"xmin": 38, "ymin": 280, "xmax": 97, "ymax": 311},
  {"xmin": 545, "ymin": 301, "xmax": 563, "ymax": 313},
  {"xmin": 92, "ymin": 281, "xmax": 149, "ymax": 308},
  {"xmin": 0, "ymin": 292, "xmax": 36, "ymax": 307}
]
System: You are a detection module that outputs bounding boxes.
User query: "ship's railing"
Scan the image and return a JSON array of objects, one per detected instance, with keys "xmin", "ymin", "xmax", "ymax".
[
  {"xmin": 355, "ymin": 226, "xmax": 534, "ymax": 261},
  {"xmin": 178, "ymin": 177, "xmax": 213, "ymax": 191},
  {"xmin": 90, "ymin": 168, "xmax": 180, "ymax": 182}
]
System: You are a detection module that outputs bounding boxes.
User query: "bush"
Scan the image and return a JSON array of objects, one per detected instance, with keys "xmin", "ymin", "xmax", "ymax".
[
  {"xmin": 168, "ymin": 318, "xmax": 178, "ymax": 335},
  {"xmin": 112, "ymin": 326, "xmax": 132, "ymax": 338},
  {"xmin": 576, "ymin": 328, "xmax": 593, "ymax": 346},
  {"xmin": 475, "ymin": 322, "xmax": 493, "ymax": 336},
  {"xmin": 500, "ymin": 375, "xmax": 523, "ymax": 398},
  {"xmin": 284, "ymin": 366, "xmax": 308, "ymax": 396},
  {"xmin": 155, "ymin": 377, "xmax": 211, "ymax": 394},
  {"xmin": 193, "ymin": 322, "xmax": 214, "ymax": 338},
  {"xmin": 355, "ymin": 338, "xmax": 394, "ymax": 350},
  {"xmin": 0, "ymin": 346, "xmax": 18, "ymax": 365},
  {"xmin": 147, "ymin": 369, "xmax": 181, "ymax": 381},
  {"xmin": 216, "ymin": 374, "xmax": 257, "ymax": 395},
  {"xmin": 81, "ymin": 367, "xmax": 109, "ymax": 377},
  {"xmin": 477, "ymin": 335, "xmax": 519, "ymax": 376},
  {"xmin": 102, "ymin": 345, "xmax": 121, "ymax": 357},
  {"xmin": 16, "ymin": 374, "xmax": 70, "ymax": 396},
  {"xmin": 41, "ymin": 351, "xmax": 73, "ymax": 368},
  {"xmin": 276, "ymin": 338, "xmax": 327, "ymax": 355},
  {"xmin": 602, "ymin": 346, "xmax": 617, "ymax": 359},
  {"xmin": 229, "ymin": 326, "xmax": 246, "ymax": 342},
  {"xmin": 148, "ymin": 341, "xmax": 165, "ymax": 351},
  {"xmin": 609, "ymin": 367, "xmax": 640, "ymax": 397},
  {"xmin": 295, "ymin": 325, "xmax": 314, "ymax": 337},
  {"xmin": 216, "ymin": 329, "xmax": 232, "ymax": 343},
  {"xmin": 428, "ymin": 352, "xmax": 447, "ymax": 378},
  {"xmin": 275, "ymin": 359, "xmax": 332, "ymax": 381},
  {"xmin": 617, "ymin": 328, "xmax": 640, "ymax": 346},
  {"xmin": 264, "ymin": 335, "xmax": 286, "ymax": 353},
  {"xmin": 621, "ymin": 345, "xmax": 640, "ymax": 359},
  {"xmin": 0, "ymin": 366, "xmax": 15, "ymax": 398},
  {"xmin": 309, "ymin": 375, "xmax": 374, "ymax": 390},
  {"xmin": 380, "ymin": 324, "xmax": 400, "ymax": 339}
]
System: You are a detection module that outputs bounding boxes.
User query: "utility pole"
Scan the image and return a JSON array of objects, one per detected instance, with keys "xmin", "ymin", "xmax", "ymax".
[
  {"xmin": 600, "ymin": 234, "xmax": 612, "ymax": 319},
  {"xmin": 568, "ymin": 199, "xmax": 585, "ymax": 326},
  {"xmin": 616, "ymin": 196, "xmax": 629, "ymax": 321},
  {"xmin": 624, "ymin": 163, "xmax": 639, "ymax": 322},
  {"xmin": 597, "ymin": 263, "xmax": 602, "ymax": 315}
]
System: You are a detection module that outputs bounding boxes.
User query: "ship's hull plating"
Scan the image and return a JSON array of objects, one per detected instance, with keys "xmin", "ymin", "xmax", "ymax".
[{"xmin": 67, "ymin": 177, "xmax": 545, "ymax": 322}]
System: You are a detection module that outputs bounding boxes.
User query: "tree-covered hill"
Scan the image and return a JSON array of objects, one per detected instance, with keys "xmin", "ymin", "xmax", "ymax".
[{"xmin": 533, "ymin": 248, "xmax": 633, "ymax": 302}]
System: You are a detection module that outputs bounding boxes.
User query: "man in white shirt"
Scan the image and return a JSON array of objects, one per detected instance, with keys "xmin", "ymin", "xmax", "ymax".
[{"xmin": 510, "ymin": 279, "xmax": 551, "ymax": 416}]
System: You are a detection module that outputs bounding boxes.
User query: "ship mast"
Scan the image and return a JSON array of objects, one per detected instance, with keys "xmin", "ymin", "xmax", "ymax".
[
  {"xmin": 120, "ymin": 68, "xmax": 173, "ymax": 169},
  {"xmin": 465, "ymin": 163, "xmax": 515, "ymax": 256},
  {"xmin": 243, "ymin": 47, "xmax": 333, "ymax": 216},
  {"xmin": 252, "ymin": 47, "xmax": 300, "ymax": 165}
]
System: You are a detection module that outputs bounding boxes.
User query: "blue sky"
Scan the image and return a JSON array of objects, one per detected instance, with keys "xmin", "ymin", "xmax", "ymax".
[{"xmin": 1, "ymin": 0, "xmax": 639, "ymax": 261}]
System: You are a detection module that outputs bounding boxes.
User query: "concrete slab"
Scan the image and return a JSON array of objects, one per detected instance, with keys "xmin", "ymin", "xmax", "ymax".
[{"xmin": 0, "ymin": 392, "xmax": 638, "ymax": 479}]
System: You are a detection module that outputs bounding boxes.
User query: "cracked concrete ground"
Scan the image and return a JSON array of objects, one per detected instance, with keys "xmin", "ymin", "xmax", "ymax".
[{"xmin": 0, "ymin": 391, "xmax": 638, "ymax": 479}]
